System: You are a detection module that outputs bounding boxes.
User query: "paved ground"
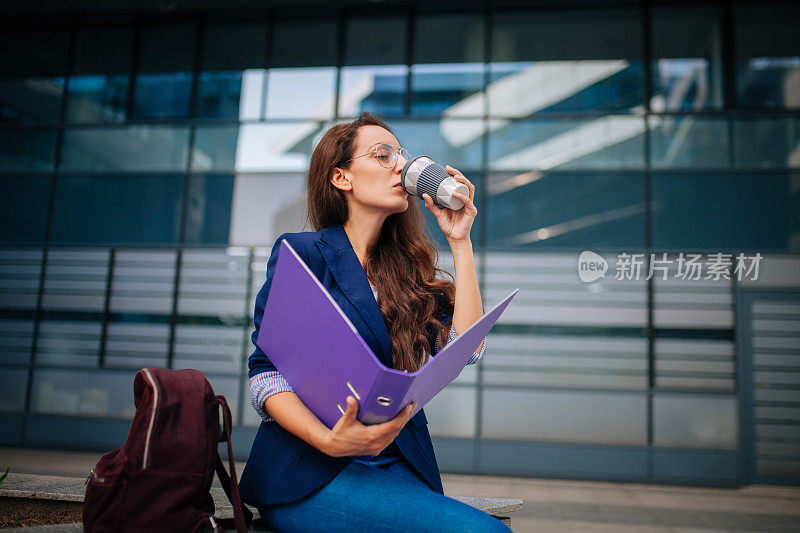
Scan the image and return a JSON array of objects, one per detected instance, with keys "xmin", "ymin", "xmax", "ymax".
[{"xmin": 2, "ymin": 447, "xmax": 800, "ymax": 532}]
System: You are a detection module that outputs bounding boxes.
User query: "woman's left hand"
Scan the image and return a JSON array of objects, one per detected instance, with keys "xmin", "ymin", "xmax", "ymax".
[{"xmin": 422, "ymin": 165, "xmax": 477, "ymax": 245}]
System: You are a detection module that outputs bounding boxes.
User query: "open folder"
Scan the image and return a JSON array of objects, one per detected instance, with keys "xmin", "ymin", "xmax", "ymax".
[{"xmin": 256, "ymin": 239, "xmax": 519, "ymax": 428}]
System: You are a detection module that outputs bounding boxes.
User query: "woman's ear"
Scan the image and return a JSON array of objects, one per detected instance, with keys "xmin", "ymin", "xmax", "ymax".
[{"xmin": 330, "ymin": 167, "xmax": 352, "ymax": 192}]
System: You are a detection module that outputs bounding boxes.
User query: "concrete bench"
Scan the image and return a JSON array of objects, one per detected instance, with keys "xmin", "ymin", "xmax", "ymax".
[{"xmin": 1, "ymin": 473, "xmax": 522, "ymax": 531}]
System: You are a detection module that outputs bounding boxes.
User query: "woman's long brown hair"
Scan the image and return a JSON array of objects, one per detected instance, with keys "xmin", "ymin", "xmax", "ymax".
[{"xmin": 307, "ymin": 113, "xmax": 456, "ymax": 372}]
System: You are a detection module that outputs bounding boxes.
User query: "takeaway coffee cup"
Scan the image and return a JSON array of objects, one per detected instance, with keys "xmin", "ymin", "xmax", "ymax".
[{"xmin": 400, "ymin": 156, "xmax": 469, "ymax": 211}]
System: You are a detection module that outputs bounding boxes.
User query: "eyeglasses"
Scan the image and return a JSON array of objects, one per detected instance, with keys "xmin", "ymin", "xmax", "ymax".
[{"xmin": 344, "ymin": 142, "xmax": 412, "ymax": 169}]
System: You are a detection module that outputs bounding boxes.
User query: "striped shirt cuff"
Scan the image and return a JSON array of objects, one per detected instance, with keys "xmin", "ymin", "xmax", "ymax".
[
  {"xmin": 249, "ymin": 371, "xmax": 293, "ymax": 423},
  {"xmin": 441, "ymin": 325, "xmax": 487, "ymax": 365}
]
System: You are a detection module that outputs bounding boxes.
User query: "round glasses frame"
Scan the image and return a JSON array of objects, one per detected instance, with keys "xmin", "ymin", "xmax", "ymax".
[{"xmin": 344, "ymin": 142, "xmax": 412, "ymax": 169}]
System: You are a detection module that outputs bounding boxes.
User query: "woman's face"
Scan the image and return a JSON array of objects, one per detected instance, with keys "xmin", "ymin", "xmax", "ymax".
[{"xmin": 335, "ymin": 125, "xmax": 410, "ymax": 216}]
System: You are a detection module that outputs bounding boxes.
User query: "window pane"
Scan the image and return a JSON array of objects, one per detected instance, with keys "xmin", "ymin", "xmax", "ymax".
[
  {"xmin": 391, "ymin": 118, "xmax": 484, "ymax": 169},
  {"xmin": 488, "ymin": 117, "xmax": 645, "ymax": 171},
  {"xmin": 651, "ymin": 172, "xmax": 798, "ymax": 251},
  {"xmin": 411, "ymin": 13, "xmax": 485, "ymax": 116},
  {"xmin": 183, "ymin": 174, "xmax": 234, "ymax": 245},
  {"xmin": 0, "ymin": 130, "xmax": 58, "ymax": 171},
  {"xmin": 651, "ymin": 5, "xmax": 724, "ymax": 111},
  {"xmin": 344, "ymin": 17, "xmax": 407, "ymax": 66},
  {"xmin": 0, "ymin": 176, "xmax": 50, "ymax": 244},
  {"xmin": 341, "ymin": 16, "xmax": 408, "ymax": 117},
  {"xmin": 234, "ymin": 122, "xmax": 327, "ymax": 172},
  {"xmin": 734, "ymin": 117, "xmax": 800, "ymax": 168},
  {"xmin": 0, "ymin": 30, "xmax": 69, "ymax": 124},
  {"xmin": 490, "ymin": 9, "xmax": 643, "ymax": 115},
  {"xmin": 66, "ymin": 26, "xmax": 134, "ymax": 124},
  {"xmin": 132, "ymin": 24, "xmax": 196, "ymax": 119},
  {"xmin": 110, "ymin": 250, "xmax": 177, "ymax": 314},
  {"xmin": 197, "ymin": 23, "xmax": 266, "ymax": 120},
  {"xmin": 649, "ymin": 116, "xmax": 730, "ymax": 168},
  {"xmin": 654, "ymin": 394, "xmax": 738, "ymax": 449},
  {"xmin": 31, "ymin": 368, "xmax": 137, "ymax": 418},
  {"xmin": 36, "ymin": 320, "xmax": 102, "ymax": 367},
  {"xmin": 338, "ymin": 65, "xmax": 408, "ymax": 118},
  {"xmin": 0, "ymin": 249, "xmax": 43, "ymax": 311},
  {"xmin": 0, "ymin": 368, "xmax": 28, "ymax": 412},
  {"xmin": 483, "ymin": 389, "xmax": 647, "ymax": 445},
  {"xmin": 42, "ymin": 248, "xmax": 110, "ymax": 312},
  {"xmin": 61, "ymin": 125, "xmax": 190, "ymax": 172},
  {"xmin": 484, "ymin": 251, "xmax": 648, "ymax": 329},
  {"xmin": 426, "ymin": 386, "xmax": 476, "ymax": 438},
  {"xmin": 271, "ymin": 19, "xmax": 337, "ymax": 68},
  {"xmin": 735, "ymin": 2, "xmax": 800, "ymax": 109},
  {"xmin": 105, "ymin": 322, "xmax": 170, "ymax": 370},
  {"xmin": 192, "ymin": 125, "xmax": 238, "ymax": 171},
  {"xmin": 487, "ymin": 172, "xmax": 646, "ymax": 250},
  {"xmin": 265, "ymin": 67, "xmax": 336, "ymax": 120},
  {"xmin": 0, "ymin": 319, "xmax": 35, "ymax": 366},
  {"xmin": 176, "ymin": 249, "xmax": 249, "ymax": 319},
  {"xmin": 228, "ymin": 173, "xmax": 306, "ymax": 246},
  {"xmin": 51, "ymin": 176, "xmax": 183, "ymax": 245}
]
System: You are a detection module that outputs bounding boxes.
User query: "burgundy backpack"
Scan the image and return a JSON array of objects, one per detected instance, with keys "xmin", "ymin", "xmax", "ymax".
[{"xmin": 83, "ymin": 368, "xmax": 252, "ymax": 532}]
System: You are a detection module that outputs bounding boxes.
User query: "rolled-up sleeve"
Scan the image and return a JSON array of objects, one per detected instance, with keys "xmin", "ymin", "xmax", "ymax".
[
  {"xmin": 437, "ymin": 325, "xmax": 487, "ymax": 365},
  {"xmin": 250, "ymin": 371, "xmax": 294, "ymax": 423}
]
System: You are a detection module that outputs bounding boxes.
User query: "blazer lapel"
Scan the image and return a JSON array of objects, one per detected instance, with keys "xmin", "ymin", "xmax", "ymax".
[{"xmin": 315, "ymin": 225, "xmax": 393, "ymax": 365}]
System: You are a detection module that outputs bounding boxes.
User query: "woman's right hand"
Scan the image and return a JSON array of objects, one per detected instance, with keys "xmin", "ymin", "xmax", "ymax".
[{"xmin": 322, "ymin": 396, "xmax": 417, "ymax": 457}]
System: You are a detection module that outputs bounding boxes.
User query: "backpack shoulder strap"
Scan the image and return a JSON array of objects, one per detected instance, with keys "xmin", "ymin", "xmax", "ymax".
[{"xmin": 214, "ymin": 395, "xmax": 253, "ymax": 532}]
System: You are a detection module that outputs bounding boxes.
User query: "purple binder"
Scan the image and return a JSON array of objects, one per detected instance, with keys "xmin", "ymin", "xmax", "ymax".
[{"xmin": 256, "ymin": 239, "xmax": 518, "ymax": 428}]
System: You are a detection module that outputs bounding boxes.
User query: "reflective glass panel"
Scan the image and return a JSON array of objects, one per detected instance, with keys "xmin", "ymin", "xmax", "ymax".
[
  {"xmin": 182, "ymin": 174, "xmax": 234, "ymax": 245},
  {"xmin": 651, "ymin": 172, "xmax": 798, "ymax": 251},
  {"xmin": 233, "ymin": 122, "xmax": 327, "ymax": 172},
  {"xmin": 41, "ymin": 248, "xmax": 110, "ymax": 312},
  {"xmin": 735, "ymin": 2, "xmax": 800, "ymax": 109},
  {"xmin": 51, "ymin": 175, "xmax": 184, "ymax": 245},
  {"xmin": 228, "ymin": 173, "xmax": 306, "ymax": 246},
  {"xmin": 192, "ymin": 125, "xmax": 239, "ymax": 171},
  {"xmin": 132, "ymin": 24, "xmax": 196, "ymax": 119},
  {"xmin": 61, "ymin": 125, "xmax": 190, "ymax": 172},
  {"xmin": 486, "ymin": 172, "xmax": 646, "ymax": 250},
  {"xmin": 0, "ymin": 30, "xmax": 69, "ymax": 124},
  {"xmin": 651, "ymin": 5, "xmax": 724, "ymax": 111},
  {"xmin": 391, "ymin": 118, "xmax": 484, "ymax": 169},
  {"xmin": 265, "ymin": 67, "xmax": 336, "ymax": 120},
  {"xmin": 488, "ymin": 117, "xmax": 645, "ymax": 171},
  {"xmin": 0, "ymin": 130, "xmax": 58, "ymax": 172},
  {"xmin": 197, "ymin": 22, "xmax": 267, "ymax": 120},
  {"xmin": 654, "ymin": 394, "xmax": 738, "ymax": 449},
  {"xmin": 490, "ymin": 9, "xmax": 643, "ymax": 115},
  {"xmin": 271, "ymin": 19, "xmax": 338, "ymax": 68},
  {"xmin": 411, "ymin": 13, "xmax": 485, "ymax": 116},
  {"xmin": 340, "ymin": 17, "xmax": 408, "ymax": 117},
  {"xmin": 0, "ymin": 318, "xmax": 35, "ymax": 365},
  {"xmin": 649, "ymin": 116, "xmax": 730, "ymax": 168},
  {"xmin": 31, "ymin": 369, "xmax": 138, "ymax": 418},
  {"xmin": 482, "ymin": 389, "xmax": 647, "ymax": 445},
  {"xmin": 35, "ymin": 320, "xmax": 102, "ymax": 367},
  {"xmin": 0, "ymin": 176, "xmax": 50, "ymax": 245},
  {"xmin": 66, "ymin": 26, "xmax": 134, "ymax": 124},
  {"xmin": 338, "ymin": 66, "xmax": 408, "ymax": 118},
  {"xmin": 734, "ymin": 117, "xmax": 800, "ymax": 168},
  {"xmin": 0, "ymin": 368, "xmax": 28, "ymax": 412},
  {"xmin": 0, "ymin": 249, "xmax": 43, "ymax": 311}
]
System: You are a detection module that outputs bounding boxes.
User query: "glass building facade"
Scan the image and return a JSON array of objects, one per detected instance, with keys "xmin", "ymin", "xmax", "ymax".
[{"xmin": 1, "ymin": 0, "xmax": 799, "ymax": 486}]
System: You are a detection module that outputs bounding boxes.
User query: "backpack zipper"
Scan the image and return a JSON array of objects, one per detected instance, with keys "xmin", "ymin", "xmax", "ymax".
[{"xmin": 141, "ymin": 368, "xmax": 159, "ymax": 470}]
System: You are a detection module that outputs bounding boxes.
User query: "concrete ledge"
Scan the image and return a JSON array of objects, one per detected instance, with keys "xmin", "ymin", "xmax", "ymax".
[{"xmin": 1, "ymin": 473, "xmax": 522, "ymax": 530}]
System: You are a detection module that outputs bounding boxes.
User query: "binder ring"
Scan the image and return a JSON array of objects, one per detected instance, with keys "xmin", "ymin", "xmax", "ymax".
[{"xmin": 376, "ymin": 396, "xmax": 393, "ymax": 406}]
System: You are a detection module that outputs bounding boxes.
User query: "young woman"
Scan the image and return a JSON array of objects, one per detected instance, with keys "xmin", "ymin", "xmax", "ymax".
[{"xmin": 238, "ymin": 113, "xmax": 509, "ymax": 532}]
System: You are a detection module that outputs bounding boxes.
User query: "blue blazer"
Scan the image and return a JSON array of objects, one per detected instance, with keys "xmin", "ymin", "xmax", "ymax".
[{"xmin": 238, "ymin": 224, "xmax": 447, "ymax": 506}]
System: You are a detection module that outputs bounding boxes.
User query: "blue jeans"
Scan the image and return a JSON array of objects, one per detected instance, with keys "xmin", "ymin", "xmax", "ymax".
[{"xmin": 257, "ymin": 460, "xmax": 511, "ymax": 533}]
